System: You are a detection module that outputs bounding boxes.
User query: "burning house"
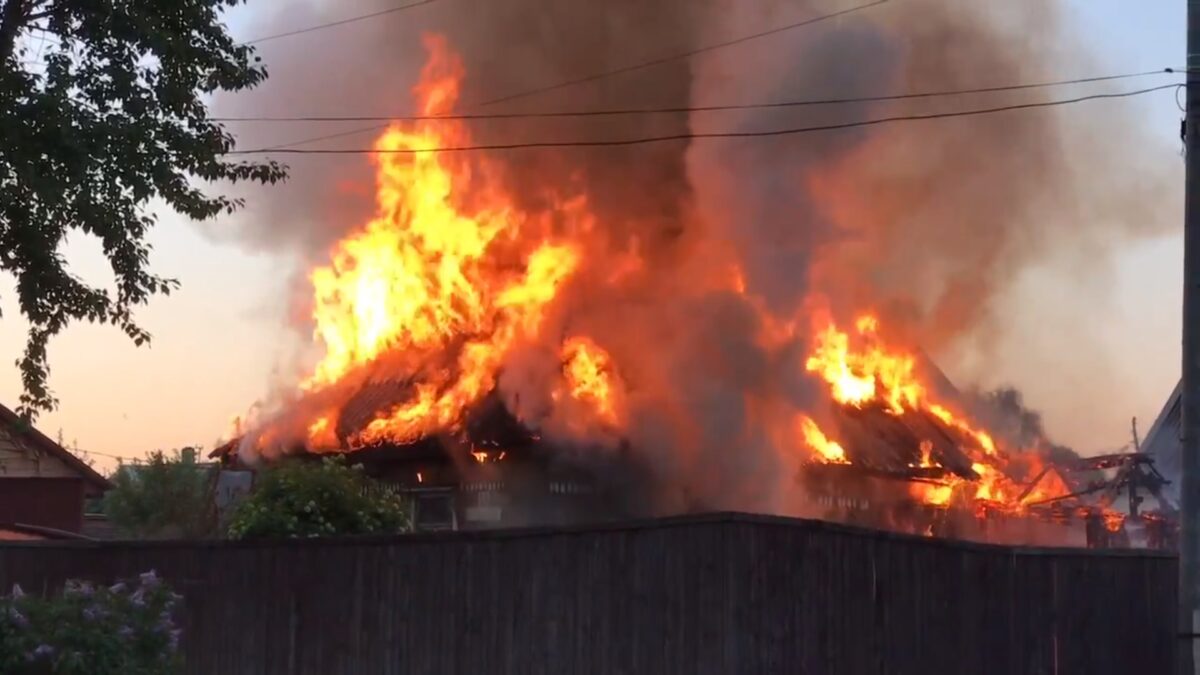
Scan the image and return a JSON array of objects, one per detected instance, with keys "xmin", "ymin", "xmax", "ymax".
[{"xmin": 213, "ymin": 0, "xmax": 1173, "ymax": 546}]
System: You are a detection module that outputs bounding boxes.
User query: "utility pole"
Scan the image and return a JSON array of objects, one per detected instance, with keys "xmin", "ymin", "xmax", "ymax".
[{"xmin": 1182, "ymin": 2, "xmax": 1200, "ymax": 673}]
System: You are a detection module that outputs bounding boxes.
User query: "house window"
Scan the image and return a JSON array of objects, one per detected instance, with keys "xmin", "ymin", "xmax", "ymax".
[{"xmin": 413, "ymin": 492, "xmax": 456, "ymax": 531}]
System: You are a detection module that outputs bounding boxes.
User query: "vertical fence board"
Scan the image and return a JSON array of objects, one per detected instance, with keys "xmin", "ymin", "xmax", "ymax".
[{"xmin": 0, "ymin": 514, "xmax": 1176, "ymax": 675}]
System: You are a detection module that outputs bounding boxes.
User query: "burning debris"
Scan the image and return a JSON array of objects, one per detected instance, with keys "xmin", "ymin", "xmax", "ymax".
[{"xmin": 216, "ymin": 31, "xmax": 1164, "ymax": 546}]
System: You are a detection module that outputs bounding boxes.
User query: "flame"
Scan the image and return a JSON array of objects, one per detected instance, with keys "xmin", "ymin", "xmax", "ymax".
[
  {"xmin": 915, "ymin": 440, "xmax": 937, "ymax": 468},
  {"xmin": 1103, "ymin": 511, "xmax": 1125, "ymax": 533},
  {"xmin": 276, "ymin": 35, "xmax": 587, "ymax": 449},
  {"xmin": 800, "ymin": 313, "xmax": 1071, "ymax": 514},
  {"xmin": 224, "ymin": 36, "xmax": 1120, "ymax": 545},
  {"xmin": 1020, "ymin": 464, "xmax": 1071, "ymax": 505},
  {"xmin": 306, "ymin": 415, "xmax": 338, "ymax": 449},
  {"xmin": 797, "ymin": 415, "xmax": 849, "ymax": 464},
  {"xmin": 805, "ymin": 314, "xmax": 922, "ymax": 415},
  {"xmin": 558, "ymin": 337, "xmax": 620, "ymax": 426},
  {"xmin": 910, "ymin": 481, "xmax": 955, "ymax": 507}
]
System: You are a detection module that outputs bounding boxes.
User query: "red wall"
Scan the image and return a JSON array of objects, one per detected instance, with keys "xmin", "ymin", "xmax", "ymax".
[{"xmin": 0, "ymin": 478, "xmax": 85, "ymax": 532}]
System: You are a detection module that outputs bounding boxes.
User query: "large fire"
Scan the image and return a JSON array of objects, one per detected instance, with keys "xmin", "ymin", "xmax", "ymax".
[
  {"xmin": 799, "ymin": 313, "xmax": 1069, "ymax": 515},
  {"xmin": 294, "ymin": 35, "xmax": 591, "ymax": 449},
  {"xmin": 228, "ymin": 35, "xmax": 1114, "ymax": 540}
]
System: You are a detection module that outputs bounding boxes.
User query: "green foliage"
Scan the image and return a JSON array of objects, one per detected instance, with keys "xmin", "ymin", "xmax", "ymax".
[
  {"xmin": 103, "ymin": 449, "xmax": 216, "ymax": 539},
  {"xmin": 227, "ymin": 457, "xmax": 412, "ymax": 540},
  {"xmin": 0, "ymin": 571, "xmax": 182, "ymax": 674},
  {"xmin": 0, "ymin": 0, "xmax": 286, "ymax": 418}
]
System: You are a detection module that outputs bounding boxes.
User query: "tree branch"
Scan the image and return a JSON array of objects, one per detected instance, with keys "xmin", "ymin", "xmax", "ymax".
[
  {"xmin": 24, "ymin": 4, "xmax": 59, "ymax": 24},
  {"xmin": 0, "ymin": 0, "xmax": 29, "ymax": 62}
]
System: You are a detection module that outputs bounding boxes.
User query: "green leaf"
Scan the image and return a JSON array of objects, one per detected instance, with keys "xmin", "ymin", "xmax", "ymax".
[
  {"xmin": 227, "ymin": 456, "xmax": 413, "ymax": 540},
  {"xmin": 0, "ymin": 0, "xmax": 288, "ymax": 419}
]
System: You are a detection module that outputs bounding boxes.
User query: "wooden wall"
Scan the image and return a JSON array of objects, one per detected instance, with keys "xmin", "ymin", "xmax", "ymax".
[
  {"xmin": 0, "ymin": 513, "xmax": 1177, "ymax": 675},
  {"xmin": 0, "ymin": 477, "xmax": 85, "ymax": 531},
  {"xmin": 0, "ymin": 425, "xmax": 76, "ymax": 479}
]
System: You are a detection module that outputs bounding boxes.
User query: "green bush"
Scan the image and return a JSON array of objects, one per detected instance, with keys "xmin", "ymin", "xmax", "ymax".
[
  {"xmin": 226, "ymin": 457, "xmax": 412, "ymax": 539},
  {"xmin": 0, "ymin": 571, "xmax": 182, "ymax": 674},
  {"xmin": 103, "ymin": 450, "xmax": 217, "ymax": 539}
]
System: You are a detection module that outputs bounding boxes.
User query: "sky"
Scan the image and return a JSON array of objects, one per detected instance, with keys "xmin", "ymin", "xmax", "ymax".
[{"xmin": 0, "ymin": 0, "xmax": 1186, "ymax": 472}]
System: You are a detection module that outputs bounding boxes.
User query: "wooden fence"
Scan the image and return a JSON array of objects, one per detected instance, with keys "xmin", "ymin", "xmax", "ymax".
[{"xmin": 0, "ymin": 513, "xmax": 1178, "ymax": 675}]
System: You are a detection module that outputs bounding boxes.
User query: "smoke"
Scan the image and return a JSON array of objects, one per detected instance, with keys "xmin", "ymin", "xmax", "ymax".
[
  {"xmin": 218, "ymin": 0, "xmax": 1176, "ymax": 518},
  {"xmin": 686, "ymin": 0, "xmax": 1175, "ymax": 348},
  {"xmin": 962, "ymin": 386, "xmax": 1082, "ymax": 465},
  {"xmin": 215, "ymin": 0, "xmax": 709, "ymax": 259}
]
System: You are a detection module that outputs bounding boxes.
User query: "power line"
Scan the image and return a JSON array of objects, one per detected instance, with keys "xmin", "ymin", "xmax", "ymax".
[
  {"xmin": 243, "ymin": 0, "xmax": 439, "ymax": 45},
  {"xmin": 479, "ymin": 0, "xmax": 891, "ymax": 107},
  {"xmin": 256, "ymin": 120, "xmax": 393, "ymax": 151},
  {"xmin": 252, "ymin": 0, "xmax": 890, "ymax": 151},
  {"xmin": 227, "ymin": 84, "xmax": 1176, "ymax": 156},
  {"xmin": 214, "ymin": 69, "xmax": 1176, "ymax": 123}
]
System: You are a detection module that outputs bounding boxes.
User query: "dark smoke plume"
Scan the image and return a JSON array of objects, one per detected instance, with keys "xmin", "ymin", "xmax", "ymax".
[{"xmin": 963, "ymin": 386, "xmax": 1082, "ymax": 465}]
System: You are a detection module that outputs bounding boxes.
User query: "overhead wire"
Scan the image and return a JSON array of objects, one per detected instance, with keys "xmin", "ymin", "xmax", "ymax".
[
  {"xmin": 243, "ymin": 0, "xmax": 439, "ymax": 45},
  {"xmin": 226, "ymin": 83, "xmax": 1179, "ymax": 156},
  {"xmin": 214, "ymin": 69, "xmax": 1178, "ymax": 123},
  {"xmin": 476, "ymin": 0, "xmax": 891, "ymax": 107},
  {"xmin": 250, "ymin": 0, "xmax": 892, "ymax": 151}
]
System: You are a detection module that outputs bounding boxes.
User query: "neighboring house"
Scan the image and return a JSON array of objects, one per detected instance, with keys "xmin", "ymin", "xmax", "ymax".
[
  {"xmin": 0, "ymin": 403, "xmax": 111, "ymax": 534},
  {"xmin": 1140, "ymin": 379, "xmax": 1183, "ymax": 505},
  {"xmin": 103, "ymin": 448, "xmax": 252, "ymax": 537}
]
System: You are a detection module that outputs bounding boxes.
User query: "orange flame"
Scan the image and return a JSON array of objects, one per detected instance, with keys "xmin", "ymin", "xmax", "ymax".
[
  {"xmin": 559, "ymin": 337, "xmax": 620, "ymax": 426},
  {"xmin": 226, "ymin": 36, "xmax": 1115, "ymax": 541},
  {"xmin": 287, "ymin": 35, "xmax": 587, "ymax": 449},
  {"xmin": 1103, "ymin": 511, "xmax": 1126, "ymax": 533},
  {"xmin": 800, "ymin": 313, "xmax": 1072, "ymax": 514},
  {"xmin": 805, "ymin": 314, "xmax": 922, "ymax": 415},
  {"xmin": 797, "ymin": 415, "xmax": 849, "ymax": 464},
  {"xmin": 910, "ymin": 481, "xmax": 956, "ymax": 507}
]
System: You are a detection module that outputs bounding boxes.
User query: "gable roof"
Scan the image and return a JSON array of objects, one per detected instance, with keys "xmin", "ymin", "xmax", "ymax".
[
  {"xmin": 0, "ymin": 403, "xmax": 112, "ymax": 493},
  {"xmin": 1140, "ymin": 379, "xmax": 1183, "ymax": 504}
]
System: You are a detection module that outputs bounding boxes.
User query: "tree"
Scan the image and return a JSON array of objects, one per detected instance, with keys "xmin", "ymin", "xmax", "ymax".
[
  {"xmin": 103, "ymin": 449, "xmax": 217, "ymax": 539},
  {"xmin": 227, "ymin": 458, "xmax": 412, "ymax": 540},
  {"xmin": 0, "ymin": 0, "xmax": 285, "ymax": 417}
]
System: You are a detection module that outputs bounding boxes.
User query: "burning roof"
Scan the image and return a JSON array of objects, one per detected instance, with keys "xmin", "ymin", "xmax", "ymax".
[{"xmin": 217, "ymin": 35, "xmax": 1103, "ymax": 535}]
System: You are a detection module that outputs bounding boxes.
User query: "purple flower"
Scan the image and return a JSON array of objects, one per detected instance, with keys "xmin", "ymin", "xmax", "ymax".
[
  {"xmin": 139, "ymin": 570, "xmax": 160, "ymax": 588},
  {"xmin": 168, "ymin": 629, "xmax": 182, "ymax": 651},
  {"xmin": 130, "ymin": 588, "xmax": 146, "ymax": 607},
  {"xmin": 64, "ymin": 579, "xmax": 94, "ymax": 597},
  {"xmin": 9, "ymin": 584, "xmax": 23, "ymax": 599},
  {"xmin": 9, "ymin": 608, "xmax": 29, "ymax": 629},
  {"xmin": 28, "ymin": 644, "xmax": 54, "ymax": 660},
  {"xmin": 109, "ymin": 581, "xmax": 127, "ymax": 594},
  {"xmin": 117, "ymin": 625, "xmax": 134, "ymax": 639},
  {"xmin": 82, "ymin": 606, "xmax": 97, "ymax": 621}
]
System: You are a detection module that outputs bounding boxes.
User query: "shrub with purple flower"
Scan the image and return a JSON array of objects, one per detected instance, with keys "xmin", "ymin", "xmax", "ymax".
[{"xmin": 0, "ymin": 570, "xmax": 182, "ymax": 674}]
